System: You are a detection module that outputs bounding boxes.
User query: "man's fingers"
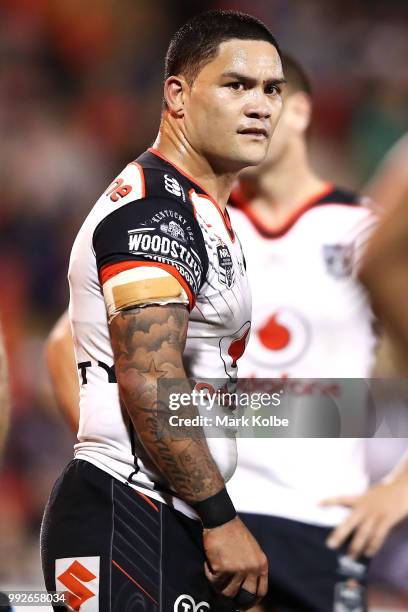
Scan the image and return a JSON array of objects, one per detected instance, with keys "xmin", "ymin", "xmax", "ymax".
[
  {"xmin": 326, "ymin": 512, "xmax": 362, "ymax": 549},
  {"xmin": 257, "ymin": 570, "xmax": 268, "ymax": 599},
  {"xmin": 365, "ymin": 521, "xmax": 391, "ymax": 557},
  {"xmin": 204, "ymin": 562, "xmax": 245, "ymax": 598},
  {"xmin": 204, "ymin": 562, "xmax": 231, "ymax": 592},
  {"xmin": 204, "ymin": 561, "xmax": 267, "ymax": 603},
  {"xmin": 240, "ymin": 573, "xmax": 259, "ymax": 599},
  {"xmin": 220, "ymin": 572, "xmax": 245, "ymax": 599},
  {"xmin": 320, "ymin": 495, "xmax": 357, "ymax": 508},
  {"xmin": 348, "ymin": 518, "xmax": 376, "ymax": 559}
]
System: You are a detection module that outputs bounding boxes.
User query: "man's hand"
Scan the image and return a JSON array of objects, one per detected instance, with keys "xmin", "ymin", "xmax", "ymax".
[
  {"xmin": 321, "ymin": 478, "xmax": 408, "ymax": 558},
  {"xmin": 203, "ymin": 516, "xmax": 268, "ymax": 609}
]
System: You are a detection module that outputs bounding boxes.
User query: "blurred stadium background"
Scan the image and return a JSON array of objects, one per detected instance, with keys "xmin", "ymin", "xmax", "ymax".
[{"xmin": 0, "ymin": 0, "xmax": 407, "ymax": 608}]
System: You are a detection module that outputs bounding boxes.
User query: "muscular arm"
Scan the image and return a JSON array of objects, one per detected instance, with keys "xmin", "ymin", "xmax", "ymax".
[
  {"xmin": 364, "ymin": 133, "xmax": 408, "ymax": 211},
  {"xmin": 359, "ymin": 198, "xmax": 408, "ymax": 365},
  {"xmin": 45, "ymin": 311, "xmax": 79, "ymax": 431},
  {"xmin": 0, "ymin": 324, "xmax": 10, "ymax": 456},
  {"xmin": 109, "ymin": 303, "xmax": 224, "ymax": 504}
]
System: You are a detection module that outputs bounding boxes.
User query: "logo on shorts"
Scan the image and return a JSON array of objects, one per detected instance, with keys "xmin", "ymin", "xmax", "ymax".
[
  {"xmin": 217, "ymin": 244, "xmax": 235, "ymax": 288},
  {"xmin": 338, "ymin": 555, "xmax": 367, "ymax": 580},
  {"xmin": 334, "ymin": 580, "xmax": 365, "ymax": 611},
  {"xmin": 56, "ymin": 557, "xmax": 99, "ymax": 610},
  {"xmin": 160, "ymin": 220, "xmax": 187, "ymax": 243},
  {"xmin": 323, "ymin": 243, "xmax": 354, "ymax": 278},
  {"xmin": 164, "ymin": 174, "xmax": 184, "ymax": 199},
  {"xmin": 174, "ymin": 594, "xmax": 210, "ymax": 611}
]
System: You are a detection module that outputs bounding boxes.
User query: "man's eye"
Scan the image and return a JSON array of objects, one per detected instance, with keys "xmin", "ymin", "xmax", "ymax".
[
  {"xmin": 228, "ymin": 82, "xmax": 244, "ymax": 91},
  {"xmin": 266, "ymin": 84, "xmax": 282, "ymax": 96}
]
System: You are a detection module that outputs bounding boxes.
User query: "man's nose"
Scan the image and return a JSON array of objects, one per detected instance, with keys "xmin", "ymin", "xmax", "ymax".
[{"xmin": 243, "ymin": 89, "xmax": 272, "ymax": 120}]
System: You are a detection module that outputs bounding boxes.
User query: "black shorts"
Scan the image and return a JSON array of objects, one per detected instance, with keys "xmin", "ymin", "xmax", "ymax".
[
  {"xmin": 241, "ymin": 513, "xmax": 369, "ymax": 612},
  {"xmin": 41, "ymin": 459, "xmax": 236, "ymax": 611}
]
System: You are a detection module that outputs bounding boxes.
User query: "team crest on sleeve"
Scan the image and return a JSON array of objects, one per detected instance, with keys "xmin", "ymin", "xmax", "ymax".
[
  {"xmin": 323, "ymin": 243, "xmax": 354, "ymax": 278},
  {"xmin": 217, "ymin": 244, "xmax": 235, "ymax": 288}
]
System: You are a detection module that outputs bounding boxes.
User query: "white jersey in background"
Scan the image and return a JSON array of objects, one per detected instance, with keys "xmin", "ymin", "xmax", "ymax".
[
  {"xmin": 68, "ymin": 148, "xmax": 251, "ymax": 518},
  {"xmin": 228, "ymin": 185, "xmax": 378, "ymax": 526}
]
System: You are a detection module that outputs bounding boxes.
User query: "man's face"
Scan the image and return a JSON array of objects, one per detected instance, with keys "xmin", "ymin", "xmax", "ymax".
[{"xmin": 182, "ymin": 39, "xmax": 284, "ymax": 173}]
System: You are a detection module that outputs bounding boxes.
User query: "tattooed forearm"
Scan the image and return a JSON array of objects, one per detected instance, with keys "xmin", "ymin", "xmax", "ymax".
[
  {"xmin": 0, "ymin": 324, "xmax": 10, "ymax": 456},
  {"xmin": 109, "ymin": 304, "xmax": 224, "ymax": 503}
]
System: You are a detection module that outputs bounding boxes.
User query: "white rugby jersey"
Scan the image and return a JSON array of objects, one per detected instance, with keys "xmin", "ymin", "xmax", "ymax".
[
  {"xmin": 68, "ymin": 148, "xmax": 251, "ymax": 518},
  {"xmin": 227, "ymin": 184, "xmax": 377, "ymax": 526}
]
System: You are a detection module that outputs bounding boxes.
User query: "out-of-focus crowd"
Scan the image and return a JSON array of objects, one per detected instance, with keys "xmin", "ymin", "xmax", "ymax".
[{"xmin": 0, "ymin": 0, "xmax": 407, "ymax": 591}]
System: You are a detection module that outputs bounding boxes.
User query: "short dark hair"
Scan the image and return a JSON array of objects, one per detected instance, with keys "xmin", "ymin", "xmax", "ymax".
[
  {"xmin": 281, "ymin": 53, "xmax": 312, "ymax": 97},
  {"xmin": 165, "ymin": 9, "xmax": 281, "ymax": 85}
]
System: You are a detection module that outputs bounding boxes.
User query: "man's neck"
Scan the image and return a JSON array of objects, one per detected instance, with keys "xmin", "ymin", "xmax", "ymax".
[
  {"xmin": 247, "ymin": 148, "xmax": 328, "ymax": 227},
  {"xmin": 152, "ymin": 122, "xmax": 236, "ymax": 212}
]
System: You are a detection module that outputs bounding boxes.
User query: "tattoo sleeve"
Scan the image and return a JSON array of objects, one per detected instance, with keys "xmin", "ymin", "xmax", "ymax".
[
  {"xmin": 109, "ymin": 304, "xmax": 224, "ymax": 504},
  {"xmin": 0, "ymin": 324, "xmax": 10, "ymax": 457}
]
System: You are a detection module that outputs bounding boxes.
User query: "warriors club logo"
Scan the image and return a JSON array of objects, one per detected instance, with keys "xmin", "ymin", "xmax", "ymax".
[{"xmin": 323, "ymin": 243, "xmax": 354, "ymax": 278}]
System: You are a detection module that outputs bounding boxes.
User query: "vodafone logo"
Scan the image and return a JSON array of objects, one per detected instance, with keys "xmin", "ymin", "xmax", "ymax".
[
  {"xmin": 174, "ymin": 594, "xmax": 210, "ymax": 611},
  {"xmin": 252, "ymin": 308, "xmax": 310, "ymax": 367},
  {"xmin": 56, "ymin": 557, "xmax": 99, "ymax": 611}
]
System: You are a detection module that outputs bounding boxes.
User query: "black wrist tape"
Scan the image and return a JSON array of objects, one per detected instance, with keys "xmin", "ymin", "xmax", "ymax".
[{"xmin": 192, "ymin": 487, "xmax": 237, "ymax": 528}]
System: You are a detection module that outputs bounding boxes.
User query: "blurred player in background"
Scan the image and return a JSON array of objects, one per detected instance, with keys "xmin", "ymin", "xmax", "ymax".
[
  {"xmin": 362, "ymin": 131, "xmax": 408, "ymax": 371},
  {"xmin": 41, "ymin": 10, "xmax": 284, "ymax": 611},
  {"xmin": 0, "ymin": 323, "xmax": 9, "ymax": 456},
  {"xmin": 227, "ymin": 55, "xmax": 408, "ymax": 612},
  {"xmin": 0, "ymin": 323, "xmax": 11, "ymax": 611},
  {"xmin": 364, "ymin": 132, "xmax": 408, "ymax": 214},
  {"xmin": 360, "ymin": 137, "xmax": 408, "ymax": 607}
]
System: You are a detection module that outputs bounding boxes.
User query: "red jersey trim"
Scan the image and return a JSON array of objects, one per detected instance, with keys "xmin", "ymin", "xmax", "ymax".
[
  {"xmin": 99, "ymin": 260, "xmax": 194, "ymax": 310},
  {"xmin": 148, "ymin": 147, "xmax": 235, "ymax": 242}
]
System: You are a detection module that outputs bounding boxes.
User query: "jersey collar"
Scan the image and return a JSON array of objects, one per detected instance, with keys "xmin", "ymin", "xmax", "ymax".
[{"xmin": 230, "ymin": 182, "xmax": 334, "ymax": 239}]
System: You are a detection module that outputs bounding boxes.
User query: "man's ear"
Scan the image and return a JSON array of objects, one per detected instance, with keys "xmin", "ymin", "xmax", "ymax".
[
  {"xmin": 287, "ymin": 91, "xmax": 312, "ymax": 134},
  {"xmin": 164, "ymin": 76, "xmax": 186, "ymax": 117}
]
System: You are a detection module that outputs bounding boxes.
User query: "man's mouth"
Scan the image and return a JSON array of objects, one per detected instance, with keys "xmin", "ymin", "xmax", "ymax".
[{"xmin": 237, "ymin": 127, "xmax": 268, "ymax": 139}]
